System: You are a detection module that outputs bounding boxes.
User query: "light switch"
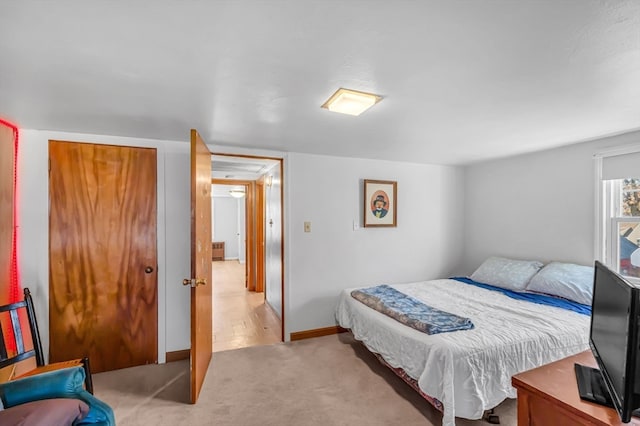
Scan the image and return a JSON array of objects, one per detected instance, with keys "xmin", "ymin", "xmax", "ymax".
[{"xmin": 304, "ymin": 221, "xmax": 311, "ymax": 233}]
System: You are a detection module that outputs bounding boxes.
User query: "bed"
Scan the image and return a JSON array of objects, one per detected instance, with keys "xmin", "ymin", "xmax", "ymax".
[{"xmin": 335, "ymin": 268, "xmax": 591, "ymax": 426}]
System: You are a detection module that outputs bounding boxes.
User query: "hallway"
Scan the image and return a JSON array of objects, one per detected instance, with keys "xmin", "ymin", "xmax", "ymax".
[{"xmin": 212, "ymin": 260, "xmax": 281, "ymax": 352}]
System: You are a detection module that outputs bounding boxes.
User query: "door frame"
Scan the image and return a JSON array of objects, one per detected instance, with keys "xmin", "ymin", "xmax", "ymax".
[
  {"xmin": 255, "ymin": 175, "xmax": 266, "ymax": 293},
  {"xmin": 41, "ymin": 137, "xmax": 170, "ymax": 365},
  {"xmin": 211, "ymin": 179, "xmax": 254, "ymax": 289},
  {"xmin": 211, "ymin": 153, "xmax": 285, "ymax": 341}
]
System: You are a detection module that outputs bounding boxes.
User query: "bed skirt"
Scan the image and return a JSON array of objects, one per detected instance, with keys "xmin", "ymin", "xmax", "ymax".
[
  {"xmin": 362, "ymin": 341, "xmax": 500, "ymax": 424},
  {"xmin": 350, "ymin": 335, "xmax": 445, "ymax": 413}
]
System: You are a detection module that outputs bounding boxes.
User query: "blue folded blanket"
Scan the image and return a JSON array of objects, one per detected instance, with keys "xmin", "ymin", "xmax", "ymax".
[{"xmin": 351, "ymin": 284, "xmax": 474, "ymax": 334}]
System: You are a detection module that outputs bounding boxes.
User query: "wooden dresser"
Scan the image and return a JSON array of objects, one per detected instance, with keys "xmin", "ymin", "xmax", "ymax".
[{"xmin": 512, "ymin": 351, "xmax": 640, "ymax": 426}]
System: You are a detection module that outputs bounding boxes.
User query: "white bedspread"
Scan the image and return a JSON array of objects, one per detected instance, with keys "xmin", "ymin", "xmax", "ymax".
[{"xmin": 335, "ymin": 279, "xmax": 590, "ymax": 426}]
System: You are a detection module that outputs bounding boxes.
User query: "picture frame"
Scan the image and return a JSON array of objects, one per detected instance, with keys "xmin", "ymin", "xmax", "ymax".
[{"xmin": 364, "ymin": 179, "xmax": 397, "ymax": 227}]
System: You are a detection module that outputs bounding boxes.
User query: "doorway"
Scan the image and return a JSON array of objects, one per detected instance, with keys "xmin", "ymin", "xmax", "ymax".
[{"xmin": 211, "ymin": 154, "xmax": 284, "ymax": 352}]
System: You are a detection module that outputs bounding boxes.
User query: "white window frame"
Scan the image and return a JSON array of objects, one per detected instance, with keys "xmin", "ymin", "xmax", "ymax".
[
  {"xmin": 595, "ymin": 144, "xmax": 640, "ymax": 283},
  {"xmin": 606, "ymin": 180, "xmax": 640, "ymax": 276}
]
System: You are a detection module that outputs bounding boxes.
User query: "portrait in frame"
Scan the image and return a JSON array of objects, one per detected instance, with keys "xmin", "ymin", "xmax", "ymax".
[{"xmin": 364, "ymin": 179, "xmax": 397, "ymax": 227}]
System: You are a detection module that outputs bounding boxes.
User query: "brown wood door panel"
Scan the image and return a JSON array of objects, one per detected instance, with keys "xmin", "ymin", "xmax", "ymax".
[
  {"xmin": 0, "ymin": 124, "xmax": 15, "ymax": 305},
  {"xmin": 190, "ymin": 129, "xmax": 212, "ymax": 403},
  {"xmin": 49, "ymin": 141, "xmax": 158, "ymax": 373}
]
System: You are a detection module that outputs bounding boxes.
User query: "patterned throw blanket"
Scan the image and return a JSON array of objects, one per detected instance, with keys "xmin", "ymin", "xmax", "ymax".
[{"xmin": 351, "ymin": 284, "xmax": 474, "ymax": 334}]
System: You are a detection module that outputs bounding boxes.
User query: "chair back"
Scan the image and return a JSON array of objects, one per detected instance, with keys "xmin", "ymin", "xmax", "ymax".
[{"xmin": 0, "ymin": 288, "xmax": 45, "ymax": 370}]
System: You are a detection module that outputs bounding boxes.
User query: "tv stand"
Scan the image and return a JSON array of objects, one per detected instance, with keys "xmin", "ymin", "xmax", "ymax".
[
  {"xmin": 512, "ymin": 351, "xmax": 640, "ymax": 425},
  {"xmin": 574, "ymin": 363, "xmax": 614, "ymax": 408}
]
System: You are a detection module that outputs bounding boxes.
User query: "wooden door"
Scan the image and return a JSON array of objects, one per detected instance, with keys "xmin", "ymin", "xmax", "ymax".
[
  {"xmin": 49, "ymin": 141, "xmax": 158, "ymax": 373},
  {"xmin": 188, "ymin": 129, "xmax": 212, "ymax": 404}
]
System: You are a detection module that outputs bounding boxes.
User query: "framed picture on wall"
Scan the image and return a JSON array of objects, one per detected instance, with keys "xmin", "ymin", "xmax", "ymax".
[{"xmin": 364, "ymin": 179, "xmax": 397, "ymax": 227}]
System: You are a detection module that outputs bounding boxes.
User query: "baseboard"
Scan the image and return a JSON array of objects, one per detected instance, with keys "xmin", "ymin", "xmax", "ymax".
[
  {"xmin": 290, "ymin": 326, "xmax": 348, "ymax": 341},
  {"xmin": 224, "ymin": 256, "xmax": 239, "ymax": 261},
  {"xmin": 265, "ymin": 299, "xmax": 282, "ymax": 321},
  {"xmin": 166, "ymin": 349, "xmax": 190, "ymax": 362}
]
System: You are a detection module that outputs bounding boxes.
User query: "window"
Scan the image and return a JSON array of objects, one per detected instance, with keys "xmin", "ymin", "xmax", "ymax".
[
  {"xmin": 597, "ymin": 149, "xmax": 640, "ymax": 281},
  {"xmin": 603, "ymin": 178, "xmax": 640, "ymax": 279}
]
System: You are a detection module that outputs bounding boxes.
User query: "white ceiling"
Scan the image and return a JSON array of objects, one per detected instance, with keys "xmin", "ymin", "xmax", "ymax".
[
  {"xmin": 1, "ymin": 1, "xmax": 639, "ymax": 165},
  {"xmin": 212, "ymin": 154, "xmax": 279, "ymax": 180}
]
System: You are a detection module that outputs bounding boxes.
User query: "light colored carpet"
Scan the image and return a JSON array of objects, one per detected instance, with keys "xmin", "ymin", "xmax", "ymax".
[{"xmin": 93, "ymin": 334, "xmax": 516, "ymax": 426}]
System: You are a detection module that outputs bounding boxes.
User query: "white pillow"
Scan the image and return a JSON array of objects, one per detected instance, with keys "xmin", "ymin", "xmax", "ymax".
[
  {"xmin": 526, "ymin": 262, "xmax": 594, "ymax": 305},
  {"xmin": 469, "ymin": 256, "xmax": 543, "ymax": 291}
]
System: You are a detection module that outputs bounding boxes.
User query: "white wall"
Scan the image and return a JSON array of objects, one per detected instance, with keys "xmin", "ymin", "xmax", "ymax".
[
  {"xmin": 287, "ymin": 153, "xmax": 465, "ymax": 334},
  {"xmin": 212, "ymin": 196, "xmax": 239, "ymax": 259},
  {"xmin": 26, "ymin": 127, "xmax": 640, "ymax": 351},
  {"xmin": 17, "ymin": 129, "xmax": 191, "ymax": 360},
  {"xmin": 17, "ymin": 125, "xmax": 640, "ymax": 352},
  {"xmin": 163, "ymin": 145, "xmax": 191, "ymax": 352},
  {"xmin": 462, "ymin": 129, "xmax": 640, "ymax": 275}
]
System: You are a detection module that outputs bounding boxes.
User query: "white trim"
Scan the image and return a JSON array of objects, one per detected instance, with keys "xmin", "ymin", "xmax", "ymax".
[
  {"xmin": 605, "ymin": 181, "xmax": 617, "ymax": 267},
  {"xmin": 594, "ymin": 155, "xmax": 604, "ymax": 262},
  {"xmin": 593, "ymin": 143, "xmax": 640, "ymax": 159},
  {"xmin": 210, "ymin": 144, "xmax": 287, "ymax": 159},
  {"xmin": 156, "ymin": 145, "xmax": 167, "ymax": 364},
  {"xmin": 282, "ymin": 153, "xmax": 291, "ymax": 342}
]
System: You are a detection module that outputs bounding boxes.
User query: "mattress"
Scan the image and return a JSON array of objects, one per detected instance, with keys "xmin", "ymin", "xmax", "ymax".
[{"xmin": 335, "ymin": 278, "xmax": 590, "ymax": 426}]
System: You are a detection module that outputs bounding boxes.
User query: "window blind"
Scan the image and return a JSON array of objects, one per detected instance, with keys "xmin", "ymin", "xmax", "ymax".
[{"xmin": 602, "ymin": 151, "xmax": 640, "ymax": 180}]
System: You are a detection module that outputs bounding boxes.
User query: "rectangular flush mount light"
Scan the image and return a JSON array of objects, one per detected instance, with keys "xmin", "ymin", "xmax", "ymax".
[{"xmin": 321, "ymin": 88, "xmax": 382, "ymax": 116}]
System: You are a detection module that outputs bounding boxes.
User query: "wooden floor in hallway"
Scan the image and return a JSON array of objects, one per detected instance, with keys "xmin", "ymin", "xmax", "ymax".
[{"xmin": 212, "ymin": 260, "xmax": 281, "ymax": 352}]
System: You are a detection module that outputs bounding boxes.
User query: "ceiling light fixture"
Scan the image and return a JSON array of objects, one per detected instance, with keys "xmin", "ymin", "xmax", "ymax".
[
  {"xmin": 229, "ymin": 189, "xmax": 246, "ymax": 198},
  {"xmin": 321, "ymin": 88, "xmax": 382, "ymax": 116}
]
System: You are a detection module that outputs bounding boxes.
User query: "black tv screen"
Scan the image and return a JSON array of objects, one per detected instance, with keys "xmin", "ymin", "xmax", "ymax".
[{"xmin": 590, "ymin": 260, "xmax": 640, "ymax": 422}]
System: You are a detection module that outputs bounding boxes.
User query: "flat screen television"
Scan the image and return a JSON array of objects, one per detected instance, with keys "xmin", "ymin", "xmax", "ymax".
[{"xmin": 576, "ymin": 260, "xmax": 640, "ymax": 422}]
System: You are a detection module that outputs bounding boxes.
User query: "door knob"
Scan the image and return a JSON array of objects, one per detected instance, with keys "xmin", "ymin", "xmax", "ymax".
[
  {"xmin": 183, "ymin": 278, "xmax": 207, "ymax": 287},
  {"xmin": 145, "ymin": 266, "xmax": 154, "ymax": 273}
]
